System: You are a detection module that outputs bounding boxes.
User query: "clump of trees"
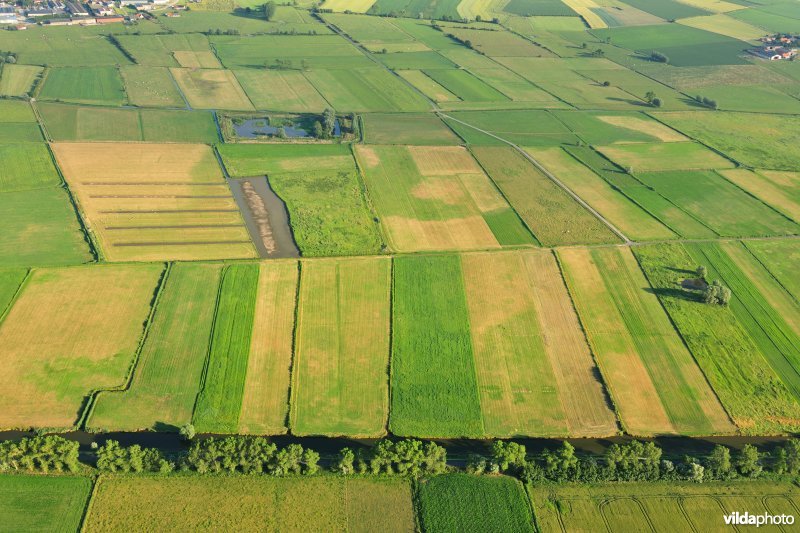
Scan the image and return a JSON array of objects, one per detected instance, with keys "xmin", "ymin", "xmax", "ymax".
[
  {"xmin": 650, "ymin": 51, "xmax": 669, "ymax": 63},
  {"xmin": 334, "ymin": 439, "xmax": 447, "ymax": 477},
  {"xmin": 313, "ymin": 108, "xmax": 337, "ymax": 139},
  {"xmin": 695, "ymin": 95, "xmax": 719, "ymax": 110},
  {"xmin": 263, "ymin": 1, "xmax": 276, "ymax": 20},
  {"xmin": 181, "ymin": 437, "xmax": 319, "ymax": 475},
  {"xmin": 96, "ymin": 440, "xmax": 173, "ymax": 473},
  {"xmin": 644, "ymin": 91, "xmax": 662, "ymax": 107},
  {"xmin": 704, "ymin": 279, "xmax": 732, "ymax": 306},
  {"xmin": 0, "ymin": 436, "xmax": 79, "ymax": 473}
]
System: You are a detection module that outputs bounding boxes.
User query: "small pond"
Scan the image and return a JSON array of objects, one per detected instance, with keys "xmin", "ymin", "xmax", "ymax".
[{"xmin": 233, "ymin": 117, "xmax": 341, "ymax": 139}]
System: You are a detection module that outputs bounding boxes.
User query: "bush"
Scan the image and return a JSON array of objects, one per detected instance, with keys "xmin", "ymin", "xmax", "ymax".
[
  {"xmin": 650, "ymin": 51, "xmax": 669, "ymax": 63},
  {"xmin": 368, "ymin": 439, "xmax": 447, "ymax": 477},
  {"xmin": 96, "ymin": 440, "xmax": 173, "ymax": 473},
  {"xmin": 703, "ymin": 280, "xmax": 731, "ymax": 306}
]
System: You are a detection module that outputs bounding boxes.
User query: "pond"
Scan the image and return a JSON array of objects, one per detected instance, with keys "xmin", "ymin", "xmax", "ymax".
[{"xmin": 233, "ymin": 118, "xmax": 341, "ymax": 139}]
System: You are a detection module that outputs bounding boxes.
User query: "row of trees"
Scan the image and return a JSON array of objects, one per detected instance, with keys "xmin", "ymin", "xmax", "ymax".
[{"xmin": 0, "ymin": 436, "xmax": 79, "ymax": 473}]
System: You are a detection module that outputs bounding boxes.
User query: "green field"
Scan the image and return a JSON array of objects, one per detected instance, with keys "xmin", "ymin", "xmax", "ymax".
[
  {"xmin": 0, "ymin": 475, "xmax": 92, "ymax": 533},
  {"xmin": 39, "ymin": 67, "xmax": 126, "ymax": 106},
  {"xmin": 90, "ymin": 263, "xmax": 222, "ymax": 431},
  {"xmin": 503, "ymin": 0, "xmax": 576, "ymax": 16},
  {"xmin": 233, "ymin": 69, "xmax": 329, "ymax": 112},
  {"xmin": 115, "ymin": 33, "xmax": 214, "ymax": 67},
  {"xmin": 442, "ymin": 109, "xmax": 577, "ymax": 146},
  {"xmin": 291, "ymin": 257, "xmax": 390, "ymax": 436},
  {"xmin": 746, "ymin": 240, "xmax": 800, "ymax": 302},
  {"xmin": 597, "ymin": 142, "xmax": 735, "ymax": 172},
  {"xmin": 362, "ymin": 113, "xmax": 461, "ymax": 145},
  {"xmin": 0, "ymin": 26, "xmax": 129, "ymax": 66},
  {"xmin": 305, "ymin": 68, "xmax": 430, "ymax": 112},
  {"xmin": 120, "ymin": 66, "xmax": 186, "ymax": 108},
  {"xmin": 0, "ymin": 269, "xmax": 27, "ymax": 316},
  {"xmin": 418, "ymin": 474, "xmax": 534, "ymax": 533},
  {"xmin": 0, "ymin": 143, "xmax": 60, "ymax": 192},
  {"xmin": 423, "ymin": 69, "xmax": 510, "ymax": 102},
  {"xmin": 85, "ymin": 476, "xmax": 415, "ymax": 532},
  {"xmin": 621, "ymin": 0, "xmax": 709, "ymax": 19},
  {"xmin": 367, "ymin": 0, "xmax": 460, "ymax": 19},
  {"xmin": 391, "ymin": 255, "xmax": 483, "ymax": 437},
  {"xmin": 0, "ymin": 64, "xmax": 42, "ymax": 96},
  {"xmin": 193, "ymin": 264, "xmax": 259, "ymax": 433}
]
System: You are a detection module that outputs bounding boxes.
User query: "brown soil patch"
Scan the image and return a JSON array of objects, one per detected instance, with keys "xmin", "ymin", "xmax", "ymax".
[
  {"xmin": 410, "ymin": 177, "xmax": 466, "ymax": 205},
  {"xmin": 355, "ymin": 145, "xmax": 380, "ymax": 168}
]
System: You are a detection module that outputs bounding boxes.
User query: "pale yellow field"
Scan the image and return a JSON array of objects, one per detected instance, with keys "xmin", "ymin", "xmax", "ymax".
[
  {"xmin": 0, "ymin": 265, "xmax": 162, "ymax": 429},
  {"xmin": 170, "ymin": 68, "xmax": 254, "ymax": 111},
  {"xmin": 675, "ymin": 0, "xmax": 746, "ymax": 13},
  {"xmin": 291, "ymin": 257, "xmax": 391, "ymax": 436},
  {"xmin": 0, "ymin": 64, "xmax": 43, "ymax": 97},
  {"xmin": 457, "ymin": 0, "xmax": 506, "ymax": 20},
  {"xmin": 558, "ymin": 247, "xmax": 674, "ymax": 435},
  {"xmin": 52, "ymin": 143, "xmax": 256, "ymax": 262},
  {"xmin": 598, "ymin": 115, "xmax": 688, "ymax": 142},
  {"xmin": 462, "ymin": 250, "xmax": 617, "ymax": 437},
  {"xmin": 239, "ymin": 261, "xmax": 298, "ymax": 435},
  {"xmin": 561, "ymin": 0, "xmax": 607, "ymax": 28},
  {"xmin": 363, "ymin": 42, "xmax": 431, "ymax": 53},
  {"xmin": 234, "ymin": 70, "xmax": 330, "ymax": 112},
  {"xmin": 321, "ymin": 0, "xmax": 376, "ymax": 12},
  {"xmin": 396, "ymin": 70, "xmax": 459, "ymax": 102},
  {"xmin": 526, "ymin": 147, "xmax": 675, "ymax": 241},
  {"xmin": 678, "ymin": 14, "xmax": 764, "ymax": 41},
  {"xmin": 719, "ymin": 169, "xmax": 800, "ymax": 222},
  {"xmin": 173, "ymin": 50, "xmax": 222, "ymax": 69},
  {"xmin": 409, "ymin": 146, "xmax": 483, "ymax": 175},
  {"xmin": 383, "ymin": 215, "xmax": 500, "ymax": 252}
]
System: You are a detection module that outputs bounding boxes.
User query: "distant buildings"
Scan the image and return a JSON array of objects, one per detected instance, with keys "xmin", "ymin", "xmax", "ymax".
[
  {"xmin": 0, "ymin": 5, "xmax": 18, "ymax": 24},
  {"xmin": 751, "ymin": 34, "xmax": 799, "ymax": 60}
]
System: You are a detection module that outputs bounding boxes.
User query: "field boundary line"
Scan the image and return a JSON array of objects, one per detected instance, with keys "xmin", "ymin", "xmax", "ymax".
[
  {"xmin": 79, "ymin": 262, "xmax": 171, "ymax": 431},
  {"xmin": 0, "ymin": 268, "xmax": 31, "ymax": 328},
  {"xmin": 349, "ymin": 143, "xmax": 391, "ymax": 253},
  {"xmin": 382, "ymin": 256, "xmax": 395, "ymax": 436},
  {"xmin": 285, "ymin": 260, "xmax": 303, "ymax": 434},
  {"xmin": 552, "ymin": 249, "xmax": 623, "ymax": 435},
  {"xmin": 439, "ymin": 111, "xmax": 632, "ymax": 243},
  {"xmin": 166, "ymin": 63, "xmax": 192, "ymax": 110},
  {"xmin": 628, "ymin": 245, "xmax": 738, "ymax": 431},
  {"xmin": 711, "ymin": 169, "xmax": 800, "ymax": 228},
  {"xmin": 741, "ymin": 241, "xmax": 800, "ymax": 309},
  {"xmin": 78, "ymin": 475, "xmax": 102, "ymax": 533}
]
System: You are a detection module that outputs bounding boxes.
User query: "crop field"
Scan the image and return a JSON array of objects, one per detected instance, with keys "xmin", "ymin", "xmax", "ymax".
[
  {"xmin": 634, "ymin": 244, "xmax": 800, "ymax": 434},
  {"xmin": 115, "ymin": 33, "xmax": 214, "ymax": 67},
  {"xmin": 678, "ymin": 13, "xmax": 766, "ymax": 41},
  {"xmin": 239, "ymin": 261, "xmax": 298, "ymax": 435},
  {"xmin": 355, "ymin": 144, "xmax": 523, "ymax": 251},
  {"xmin": 0, "ymin": 64, "xmax": 42, "ymax": 97},
  {"xmin": 192, "ymin": 264, "xmax": 259, "ymax": 433},
  {"xmin": 233, "ymin": 69, "xmax": 329, "ymax": 112},
  {"xmin": 621, "ymin": 0, "xmax": 709, "ymax": 19},
  {"xmin": 462, "ymin": 251, "xmax": 617, "ymax": 437},
  {"xmin": 377, "ymin": 51, "xmax": 456, "ymax": 70},
  {"xmin": 418, "ymin": 474, "xmax": 534, "ymax": 533},
  {"xmin": 654, "ymin": 111, "xmax": 800, "ymax": 171},
  {"xmin": 422, "ymin": 69, "xmax": 510, "ymax": 102},
  {"xmin": 0, "ymin": 27, "xmax": 129, "ymax": 66},
  {"xmin": 532, "ymin": 481, "xmax": 800, "ymax": 532},
  {"xmin": 220, "ymin": 144, "xmax": 382, "ymax": 256},
  {"xmin": 291, "ymin": 257, "xmax": 390, "ymax": 436},
  {"xmin": 396, "ymin": 70, "xmax": 459, "ymax": 102},
  {"xmin": 173, "ymin": 50, "xmax": 221, "ymax": 69},
  {"xmin": 446, "ymin": 28, "xmax": 554, "ymax": 58},
  {"xmin": 596, "ymin": 142, "xmax": 735, "ymax": 172},
  {"xmin": 391, "ymin": 255, "xmax": 483, "ymax": 437},
  {"xmin": 0, "ymin": 264, "xmax": 162, "ymax": 428},
  {"xmin": 694, "ymin": 84, "xmax": 800, "ymax": 114},
  {"xmin": 322, "ymin": 0, "xmax": 377, "ymax": 12},
  {"xmin": 39, "ymin": 67, "xmax": 126, "ymax": 106},
  {"xmin": 470, "ymin": 146, "xmax": 618, "ymax": 246},
  {"xmin": 362, "ymin": 113, "xmax": 460, "ymax": 145},
  {"xmin": 170, "ymin": 68, "xmax": 254, "ymax": 111},
  {"xmin": 90, "ymin": 263, "xmax": 223, "ymax": 431},
  {"xmin": 85, "ymin": 476, "xmax": 415, "ymax": 532},
  {"xmin": 559, "ymin": 247, "xmax": 733, "ymax": 436},
  {"xmin": 211, "ymin": 35, "xmax": 365, "ymax": 69},
  {"xmin": 0, "ymin": 269, "xmax": 27, "ymax": 315},
  {"xmin": 467, "ymin": 68, "xmax": 560, "ymax": 104},
  {"xmin": 444, "ymin": 109, "xmax": 577, "ymax": 145},
  {"xmin": 120, "ymin": 66, "xmax": 185, "ymax": 108},
  {"xmin": 38, "ymin": 103, "xmax": 219, "ymax": 143},
  {"xmin": 304, "ymin": 68, "xmax": 430, "ymax": 112},
  {"xmin": 368, "ymin": 0, "xmax": 460, "ymax": 20},
  {"xmin": 636, "ymin": 171, "xmax": 800, "ymax": 237},
  {"xmin": 0, "ymin": 143, "xmax": 60, "ymax": 192},
  {"xmin": 0, "ymin": 475, "xmax": 92, "ymax": 533},
  {"xmin": 53, "ymin": 143, "xmax": 255, "ymax": 262},
  {"xmin": 503, "ymin": 0, "xmax": 576, "ymax": 16},
  {"xmin": 526, "ymin": 147, "xmax": 675, "ymax": 241}
]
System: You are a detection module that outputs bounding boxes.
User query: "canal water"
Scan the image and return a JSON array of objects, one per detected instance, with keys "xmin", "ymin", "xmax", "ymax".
[{"xmin": 228, "ymin": 176, "xmax": 299, "ymax": 259}]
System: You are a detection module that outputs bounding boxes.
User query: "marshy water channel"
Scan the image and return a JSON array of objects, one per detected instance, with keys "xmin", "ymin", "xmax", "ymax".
[{"xmin": 229, "ymin": 176, "xmax": 299, "ymax": 258}]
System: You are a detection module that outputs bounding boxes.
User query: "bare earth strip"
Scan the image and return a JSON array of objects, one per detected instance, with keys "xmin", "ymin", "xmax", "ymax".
[
  {"xmin": 524, "ymin": 250, "xmax": 619, "ymax": 436},
  {"xmin": 291, "ymin": 257, "xmax": 391, "ymax": 436},
  {"xmin": 558, "ymin": 247, "xmax": 674, "ymax": 435},
  {"xmin": 0, "ymin": 265, "xmax": 162, "ymax": 429},
  {"xmin": 238, "ymin": 261, "xmax": 298, "ymax": 435}
]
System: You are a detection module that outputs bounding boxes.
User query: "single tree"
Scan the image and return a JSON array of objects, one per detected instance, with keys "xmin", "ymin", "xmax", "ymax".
[
  {"xmin": 263, "ymin": 1, "xmax": 276, "ymax": 20},
  {"xmin": 736, "ymin": 444, "xmax": 762, "ymax": 478},
  {"xmin": 335, "ymin": 447, "xmax": 355, "ymax": 474},
  {"xmin": 705, "ymin": 445, "xmax": 731, "ymax": 479},
  {"xmin": 179, "ymin": 423, "xmax": 196, "ymax": 442},
  {"xmin": 696, "ymin": 265, "xmax": 707, "ymax": 280},
  {"xmin": 651, "ymin": 97, "xmax": 662, "ymax": 108}
]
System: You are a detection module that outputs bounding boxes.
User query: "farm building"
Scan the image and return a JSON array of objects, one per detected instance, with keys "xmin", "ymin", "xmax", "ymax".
[{"xmin": 0, "ymin": 5, "xmax": 18, "ymax": 24}]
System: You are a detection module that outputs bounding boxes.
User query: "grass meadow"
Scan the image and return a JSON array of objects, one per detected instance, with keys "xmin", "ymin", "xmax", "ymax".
[
  {"xmin": 291, "ymin": 257, "xmax": 390, "ymax": 436},
  {"xmin": 0, "ymin": 26, "xmax": 129, "ymax": 66},
  {"xmin": 391, "ymin": 255, "xmax": 483, "ymax": 437},
  {"xmin": 115, "ymin": 33, "xmax": 214, "ymax": 67},
  {"xmin": 193, "ymin": 263, "xmax": 259, "ymax": 433},
  {"xmin": 233, "ymin": 69, "xmax": 329, "ymax": 112},
  {"xmin": 304, "ymin": 68, "xmax": 430, "ymax": 112},
  {"xmin": 719, "ymin": 169, "xmax": 800, "ymax": 223},
  {"xmin": 0, "ymin": 143, "xmax": 61, "ymax": 192},
  {"xmin": 0, "ymin": 269, "xmax": 27, "ymax": 317},
  {"xmin": 0, "ymin": 265, "xmax": 162, "ymax": 429},
  {"xmin": 0, "ymin": 64, "xmax": 42, "ymax": 96},
  {"xmin": 90, "ymin": 263, "xmax": 223, "ymax": 431},
  {"xmin": 170, "ymin": 68, "xmax": 254, "ymax": 111},
  {"xmin": 745, "ymin": 240, "xmax": 800, "ymax": 302},
  {"xmin": 120, "ymin": 66, "xmax": 186, "ymax": 108},
  {"xmin": 0, "ymin": 475, "xmax": 92, "ymax": 533},
  {"xmin": 39, "ymin": 67, "xmax": 126, "ymax": 106},
  {"xmin": 362, "ymin": 113, "xmax": 461, "ymax": 145},
  {"xmin": 596, "ymin": 142, "xmax": 734, "ymax": 172},
  {"xmin": 418, "ymin": 474, "xmax": 534, "ymax": 533}
]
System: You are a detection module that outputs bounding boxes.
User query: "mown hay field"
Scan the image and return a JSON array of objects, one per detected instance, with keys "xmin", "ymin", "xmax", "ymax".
[
  {"xmin": 115, "ymin": 33, "xmax": 214, "ymax": 67},
  {"xmin": 527, "ymin": 147, "xmax": 675, "ymax": 241},
  {"xmin": 193, "ymin": 264, "xmax": 259, "ymax": 433},
  {"xmin": 552, "ymin": 110, "xmax": 689, "ymax": 144},
  {"xmin": 636, "ymin": 171, "xmax": 800, "ymax": 237},
  {"xmin": 719, "ymin": 169, "xmax": 800, "ymax": 223},
  {"xmin": 0, "ymin": 475, "xmax": 92, "ymax": 533},
  {"xmin": 355, "ymin": 144, "xmax": 529, "ymax": 251},
  {"xmin": 471, "ymin": 146, "xmax": 618, "ymax": 246},
  {"xmin": 53, "ymin": 142, "xmax": 256, "ymax": 262},
  {"xmin": 463, "ymin": 251, "xmax": 617, "ymax": 437},
  {"xmin": 0, "ymin": 143, "xmax": 60, "ymax": 192},
  {"xmin": 422, "ymin": 69, "xmax": 510, "ymax": 102},
  {"xmin": 362, "ymin": 113, "xmax": 461, "ymax": 145},
  {"xmin": 38, "ymin": 103, "xmax": 219, "ymax": 143},
  {"xmin": 291, "ymin": 257, "xmax": 390, "ymax": 436},
  {"xmin": 678, "ymin": 13, "xmax": 767, "ymax": 41},
  {"xmin": 559, "ymin": 247, "xmax": 733, "ymax": 436},
  {"xmin": 173, "ymin": 50, "xmax": 221, "ymax": 69},
  {"xmin": 0, "ymin": 264, "xmax": 162, "ymax": 428},
  {"xmin": 418, "ymin": 474, "xmax": 534, "ymax": 533},
  {"xmin": 304, "ymin": 68, "xmax": 430, "ymax": 112},
  {"xmin": 233, "ymin": 69, "xmax": 329, "ymax": 112},
  {"xmin": 533, "ymin": 481, "xmax": 800, "ymax": 532},
  {"xmin": 597, "ymin": 142, "xmax": 734, "ymax": 172},
  {"xmin": 170, "ymin": 67, "xmax": 254, "ymax": 111},
  {"xmin": 39, "ymin": 67, "xmax": 126, "ymax": 106},
  {"xmin": 90, "ymin": 263, "xmax": 223, "ymax": 431},
  {"xmin": 120, "ymin": 66, "xmax": 186, "ymax": 108},
  {"xmin": 0, "ymin": 64, "xmax": 42, "ymax": 97},
  {"xmin": 634, "ymin": 243, "xmax": 800, "ymax": 434},
  {"xmin": 84, "ymin": 476, "xmax": 415, "ymax": 532},
  {"xmin": 391, "ymin": 255, "xmax": 483, "ymax": 437},
  {"xmin": 0, "ymin": 26, "xmax": 129, "ymax": 66}
]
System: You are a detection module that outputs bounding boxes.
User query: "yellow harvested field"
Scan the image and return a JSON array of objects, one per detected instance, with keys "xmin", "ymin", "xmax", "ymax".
[
  {"xmin": 457, "ymin": 0, "xmax": 505, "ymax": 20},
  {"xmin": 234, "ymin": 70, "xmax": 329, "ymax": 112},
  {"xmin": 458, "ymin": 172, "xmax": 508, "ymax": 212},
  {"xmin": 678, "ymin": 14, "xmax": 764, "ymax": 41},
  {"xmin": 239, "ymin": 261, "xmax": 298, "ymax": 435},
  {"xmin": 397, "ymin": 70, "xmax": 459, "ymax": 102},
  {"xmin": 173, "ymin": 50, "xmax": 222, "ymax": 69},
  {"xmin": 719, "ymin": 169, "xmax": 800, "ymax": 222},
  {"xmin": 170, "ymin": 68, "xmax": 254, "ymax": 111},
  {"xmin": 561, "ymin": 0, "xmax": 607, "ymax": 28},
  {"xmin": 291, "ymin": 257, "xmax": 391, "ymax": 436},
  {"xmin": 384, "ymin": 216, "xmax": 500, "ymax": 252},
  {"xmin": 321, "ymin": 0, "xmax": 376, "ymax": 12},
  {"xmin": 0, "ymin": 265, "xmax": 162, "ymax": 429},
  {"xmin": 52, "ymin": 143, "xmax": 256, "ymax": 262},
  {"xmin": 462, "ymin": 251, "xmax": 617, "ymax": 437},
  {"xmin": 598, "ymin": 115, "xmax": 688, "ymax": 142},
  {"xmin": 409, "ymin": 146, "xmax": 483, "ymax": 176},
  {"xmin": 363, "ymin": 42, "xmax": 431, "ymax": 53},
  {"xmin": 675, "ymin": 0, "xmax": 746, "ymax": 13},
  {"xmin": 558, "ymin": 247, "xmax": 674, "ymax": 435}
]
